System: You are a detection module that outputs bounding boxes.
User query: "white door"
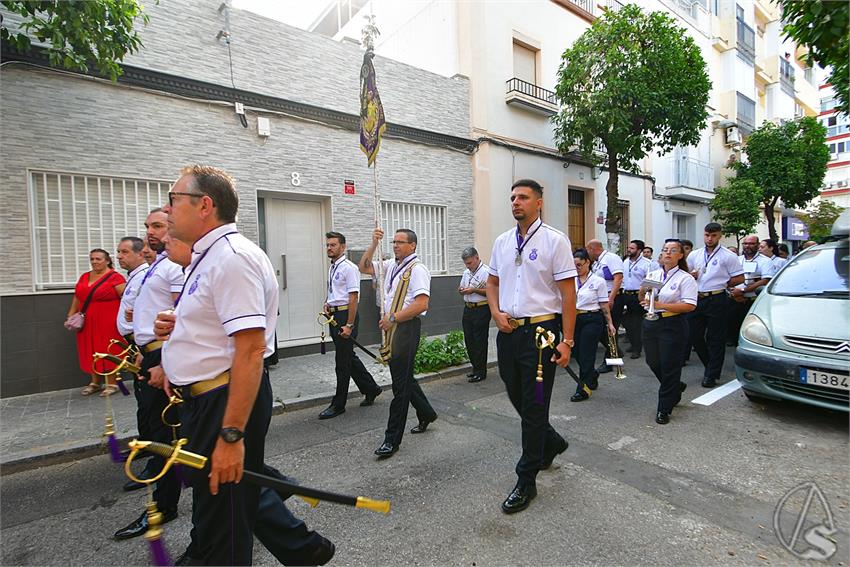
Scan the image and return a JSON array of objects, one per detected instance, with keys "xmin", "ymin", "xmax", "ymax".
[{"xmin": 263, "ymin": 198, "xmax": 326, "ymax": 344}]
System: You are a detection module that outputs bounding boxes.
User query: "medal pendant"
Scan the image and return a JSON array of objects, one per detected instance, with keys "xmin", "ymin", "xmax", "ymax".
[{"xmin": 515, "ymin": 254, "xmax": 522, "ymax": 266}]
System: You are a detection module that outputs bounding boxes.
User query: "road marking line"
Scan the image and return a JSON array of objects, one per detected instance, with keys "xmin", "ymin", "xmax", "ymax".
[
  {"xmin": 607, "ymin": 436, "xmax": 637, "ymax": 451},
  {"xmin": 691, "ymin": 380, "xmax": 742, "ymax": 406}
]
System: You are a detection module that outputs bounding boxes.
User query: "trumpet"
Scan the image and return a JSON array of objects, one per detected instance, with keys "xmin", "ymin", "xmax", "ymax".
[{"xmin": 605, "ymin": 331, "xmax": 626, "ymax": 380}]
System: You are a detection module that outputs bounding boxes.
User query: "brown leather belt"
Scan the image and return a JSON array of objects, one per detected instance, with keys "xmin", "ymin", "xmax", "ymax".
[
  {"xmin": 141, "ymin": 340, "xmax": 163, "ymax": 353},
  {"xmin": 465, "ymin": 300, "xmax": 488, "ymax": 308},
  {"xmin": 327, "ymin": 305, "xmax": 349, "ymax": 313},
  {"xmin": 698, "ymin": 290, "xmax": 726, "ymax": 298},
  {"xmin": 508, "ymin": 314, "xmax": 557, "ymax": 329}
]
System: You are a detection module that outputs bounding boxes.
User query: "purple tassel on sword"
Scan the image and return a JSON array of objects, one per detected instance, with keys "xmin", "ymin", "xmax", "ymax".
[
  {"xmin": 107, "ymin": 434, "xmax": 125, "ymax": 463},
  {"xmin": 116, "ymin": 378, "xmax": 130, "ymax": 396},
  {"xmin": 534, "ymin": 379, "xmax": 544, "ymax": 405},
  {"xmin": 148, "ymin": 535, "xmax": 172, "ymax": 566}
]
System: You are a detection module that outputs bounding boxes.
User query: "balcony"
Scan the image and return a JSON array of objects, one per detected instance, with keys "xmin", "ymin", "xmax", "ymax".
[
  {"xmin": 658, "ymin": 155, "xmax": 716, "ymax": 202},
  {"xmin": 780, "ymin": 58, "xmax": 796, "ymax": 97},
  {"xmin": 505, "ymin": 77, "xmax": 558, "ymax": 116},
  {"xmin": 737, "ymin": 92, "xmax": 756, "ymax": 135},
  {"xmin": 736, "ymin": 19, "xmax": 755, "ymax": 64}
]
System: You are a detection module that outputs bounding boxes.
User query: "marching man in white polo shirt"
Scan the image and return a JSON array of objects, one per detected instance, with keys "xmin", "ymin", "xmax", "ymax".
[
  {"xmin": 458, "ymin": 246, "xmax": 491, "ymax": 383},
  {"xmin": 686, "ymin": 222, "xmax": 744, "ymax": 388},
  {"xmin": 157, "ymin": 165, "xmax": 278, "ymax": 565},
  {"xmin": 586, "ymin": 238, "xmax": 624, "ymax": 373},
  {"xmin": 487, "ymin": 179, "xmax": 577, "ymax": 514},
  {"xmin": 115, "ymin": 236, "xmax": 149, "ymax": 344}
]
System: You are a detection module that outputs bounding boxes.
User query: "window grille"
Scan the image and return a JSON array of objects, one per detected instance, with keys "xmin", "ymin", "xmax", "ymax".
[
  {"xmin": 28, "ymin": 170, "xmax": 172, "ymax": 289},
  {"xmin": 381, "ymin": 201, "xmax": 447, "ymax": 273}
]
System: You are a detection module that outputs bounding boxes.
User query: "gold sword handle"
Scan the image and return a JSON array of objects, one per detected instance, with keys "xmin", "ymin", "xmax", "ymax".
[{"xmin": 124, "ymin": 439, "xmax": 208, "ymax": 484}]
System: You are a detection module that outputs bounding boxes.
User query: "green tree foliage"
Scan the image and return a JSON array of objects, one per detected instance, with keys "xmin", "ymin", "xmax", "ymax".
[
  {"xmin": 798, "ymin": 199, "xmax": 845, "ymax": 242},
  {"xmin": 1, "ymin": 0, "xmax": 151, "ymax": 81},
  {"xmin": 708, "ymin": 178, "xmax": 763, "ymax": 247},
  {"xmin": 778, "ymin": 0, "xmax": 849, "ymax": 114},
  {"xmin": 731, "ymin": 117, "xmax": 829, "ymax": 242},
  {"xmin": 552, "ymin": 4, "xmax": 710, "ymax": 249}
]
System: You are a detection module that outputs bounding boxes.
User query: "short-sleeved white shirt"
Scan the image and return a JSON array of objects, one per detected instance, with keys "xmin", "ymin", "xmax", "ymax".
[
  {"xmin": 162, "ymin": 223, "xmax": 279, "ymax": 386},
  {"xmin": 576, "ymin": 273, "xmax": 608, "ymax": 311},
  {"xmin": 592, "ymin": 250, "xmax": 625, "ymax": 292},
  {"xmin": 623, "ymin": 256, "xmax": 652, "ymax": 291},
  {"xmin": 687, "ymin": 245, "xmax": 744, "ymax": 292},
  {"xmin": 372, "ymin": 254, "xmax": 430, "ymax": 315},
  {"xmin": 736, "ymin": 253, "xmax": 771, "ymax": 297},
  {"xmin": 133, "ymin": 253, "xmax": 184, "ymax": 346},
  {"xmin": 488, "ymin": 218, "xmax": 577, "ymax": 318},
  {"xmin": 646, "ymin": 267, "xmax": 698, "ymax": 313},
  {"xmin": 326, "ymin": 257, "xmax": 361, "ymax": 307},
  {"xmin": 459, "ymin": 262, "xmax": 489, "ymax": 303},
  {"xmin": 762, "ymin": 255, "xmax": 786, "ymax": 279},
  {"xmin": 117, "ymin": 263, "xmax": 149, "ymax": 336}
]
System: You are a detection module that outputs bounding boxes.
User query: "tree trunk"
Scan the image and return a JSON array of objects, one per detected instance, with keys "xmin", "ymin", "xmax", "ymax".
[
  {"xmin": 604, "ymin": 152, "xmax": 621, "ymax": 253},
  {"xmin": 764, "ymin": 197, "xmax": 779, "ymax": 242}
]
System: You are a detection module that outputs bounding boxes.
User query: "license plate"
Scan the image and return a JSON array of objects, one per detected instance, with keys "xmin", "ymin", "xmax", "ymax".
[{"xmin": 800, "ymin": 368, "xmax": 850, "ymax": 391}]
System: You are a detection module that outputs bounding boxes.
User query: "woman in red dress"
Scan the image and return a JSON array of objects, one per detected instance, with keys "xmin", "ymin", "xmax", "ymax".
[{"xmin": 65, "ymin": 249, "xmax": 126, "ymax": 396}]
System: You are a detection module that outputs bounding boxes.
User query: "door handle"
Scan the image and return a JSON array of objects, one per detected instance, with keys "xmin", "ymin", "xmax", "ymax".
[{"xmin": 281, "ymin": 254, "xmax": 287, "ymax": 290}]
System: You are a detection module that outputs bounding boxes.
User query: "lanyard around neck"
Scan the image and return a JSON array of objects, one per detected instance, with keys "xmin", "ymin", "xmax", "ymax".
[{"xmin": 174, "ymin": 231, "xmax": 237, "ymax": 307}]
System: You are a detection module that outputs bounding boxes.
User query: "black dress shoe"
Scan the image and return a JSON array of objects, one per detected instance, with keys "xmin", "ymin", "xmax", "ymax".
[
  {"xmin": 123, "ymin": 462, "xmax": 155, "ymax": 492},
  {"xmin": 360, "ymin": 390, "xmax": 381, "ymax": 407},
  {"xmin": 410, "ymin": 415, "xmax": 437, "ymax": 434},
  {"xmin": 468, "ymin": 374, "xmax": 486, "ymax": 383},
  {"xmin": 114, "ymin": 508, "xmax": 178, "ymax": 540},
  {"xmin": 570, "ymin": 391, "xmax": 589, "ymax": 402},
  {"xmin": 655, "ymin": 411, "xmax": 670, "ymax": 425},
  {"xmin": 596, "ymin": 363, "xmax": 612, "ymax": 374},
  {"xmin": 701, "ymin": 378, "xmax": 717, "ymax": 388},
  {"xmin": 500, "ymin": 484, "xmax": 537, "ymax": 514},
  {"xmin": 309, "ymin": 538, "xmax": 336, "ymax": 566},
  {"xmin": 630, "ymin": 352, "xmax": 641, "ymax": 359},
  {"xmin": 374, "ymin": 442, "xmax": 397, "ymax": 458},
  {"xmin": 540, "ymin": 438, "xmax": 569, "ymax": 470},
  {"xmin": 318, "ymin": 405, "xmax": 345, "ymax": 419}
]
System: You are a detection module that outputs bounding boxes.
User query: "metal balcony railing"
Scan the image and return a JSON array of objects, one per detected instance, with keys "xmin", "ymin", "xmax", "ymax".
[
  {"xmin": 505, "ymin": 78, "xmax": 557, "ymax": 106},
  {"xmin": 780, "ymin": 58, "xmax": 796, "ymax": 96},
  {"xmin": 566, "ymin": 0, "xmax": 593, "ymax": 14},
  {"xmin": 670, "ymin": 155, "xmax": 715, "ymax": 193},
  {"xmin": 736, "ymin": 20, "xmax": 755, "ymax": 63}
]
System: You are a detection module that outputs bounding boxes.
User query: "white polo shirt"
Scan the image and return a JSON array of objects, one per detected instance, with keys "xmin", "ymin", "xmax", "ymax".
[
  {"xmin": 327, "ymin": 256, "xmax": 361, "ymax": 307},
  {"xmin": 117, "ymin": 263, "xmax": 149, "ymax": 336},
  {"xmin": 762, "ymin": 255, "xmax": 786, "ymax": 279},
  {"xmin": 460, "ymin": 262, "xmax": 489, "ymax": 303},
  {"xmin": 575, "ymin": 273, "xmax": 608, "ymax": 311},
  {"xmin": 736, "ymin": 253, "xmax": 771, "ymax": 297},
  {"xmin": 489, "ymin": 219, "xmax": 577, "ymax": 318},
  {"xmin": 133, "ymin": 253, "xmax": 184, "ymax": 346},
  {"xmin": 373, "ymin": 254, "xmax": 430, "ymax": 316},
  {"xmin": 646, "ymin": 267, "xmax": 698, "ymax": 313},
  {"xmin": 592, "ymin": 250, "xmax": 624, "ymax": 293},
  {"xmin": 623, "ymin": 256, "xmax": 652, "ymax": 291},
  {"xmin": 687, "ymin": 245, "xmax": 744, "ymax": 292},
  {"xmin": 162, "ymin": 223, "xmax": 278, "ymax": 386}
]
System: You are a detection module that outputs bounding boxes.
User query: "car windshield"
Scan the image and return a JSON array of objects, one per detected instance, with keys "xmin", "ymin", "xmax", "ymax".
[{"xmin": 769, "ymin": 245, "xmax": 849, "ymax": 297}]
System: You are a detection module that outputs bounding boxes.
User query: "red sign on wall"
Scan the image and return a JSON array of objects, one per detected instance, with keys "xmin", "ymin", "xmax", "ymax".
[{"xmin": 344, "ymin": 179, "xmax": 355, "ymax": 195}]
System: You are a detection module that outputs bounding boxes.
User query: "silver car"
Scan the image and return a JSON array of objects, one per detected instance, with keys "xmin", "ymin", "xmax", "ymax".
[{"xmin": 735, "ymin": 213, "xmax": 850, "ymax": 412}]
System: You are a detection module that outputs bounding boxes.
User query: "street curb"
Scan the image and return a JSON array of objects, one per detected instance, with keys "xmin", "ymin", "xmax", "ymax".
[{"xmin": 0, "ymin": 360, "xmax": 496, "ymax": 475}]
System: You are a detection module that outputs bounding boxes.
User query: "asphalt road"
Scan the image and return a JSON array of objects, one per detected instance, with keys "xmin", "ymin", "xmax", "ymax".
[{"xmin": 2, "ymin": 352, "xmax": 848, "ymax": 566}]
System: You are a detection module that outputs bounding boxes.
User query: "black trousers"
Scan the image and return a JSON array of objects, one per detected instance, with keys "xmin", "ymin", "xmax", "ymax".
[
  {"xmin": 385, "ymin": 318, "xmax": 437, "ymax": 446},
  {"xmin": 329, "ymin": 311, "xmax": 380, "ymax": 408},
  {"xmin": 179, "ymin": 370, "xmax": 272, "ymax": 566},
  {"xmin": 496, "ymin": 318, "xmax": 565, "ymax": 488},
  {"xmin": 620, "ymin": 291, "xmax": 645, "ymax": 354},
  {"xmin": 462, "ymin": 304, "xmax": 491, "ymax": 378},
  {"xmin": 726, "ymin": 296, "xmax": 754, "ymax": 344},
  {"xmin": 643, "ymin": 315, "xmax": 688, "ymax": 413},
  {"xmin": 574, "ymin": 312, "xmax": 603, "ymax": 392},
  {"xmin": 687, "ymin": 293, "xmax": 728, "ymax": 381},
  {"xmin": 135, "ymin": 348, "xmax": 180, "ymax": 511}
]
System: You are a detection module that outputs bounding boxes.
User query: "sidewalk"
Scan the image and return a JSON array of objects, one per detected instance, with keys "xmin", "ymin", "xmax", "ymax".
[{"xmin": 0, "ymin": 330, "xmax": 498, "ymax": 473}]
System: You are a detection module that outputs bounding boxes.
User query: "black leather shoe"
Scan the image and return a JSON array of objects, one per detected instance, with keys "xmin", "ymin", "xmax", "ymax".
[
  {"xmin": 114, "ymin": 508, "xmax": 178, "ymax": 540},
  {"xmin": 540, "ymin": 438, "xmax": 569, "ymax": 470},
  {"xmin": 309, "ymin": 538, "xmax": 336, "ymax": 566},
  {"xmin": 655, "ymin": 411, "xmax": 670, "ymax": 425},
  {"xmin": 701, "ymin": 378, "xmax": 717, "ymax": 388},
  {"xmin": 570, "ymin": 391, "xmax": 589, "ymax": 402},
  {"xmin": 374, "ymin": 442, "xmax": 397, "ymax": 458},
  {"xmin": 630, "ymin": 352, "xmax": 641, "ymax": 359},
  {"xmin": 360, "ymin": 390, "xmax": 381, "ymax": 407},
  {"xmin": 500, "ymin": 485, "xmax": 537, "ymax": 514},
  {"xmin": 596, "ymin": 363, "xmax": 612, "ymax": 374},
  {"xmin": 410, "ymin": 415, "xmax": 437, "ymax": 434},
  {"xmin": 122, "ymin": 461, "xmax": 155, "ymax": 492},
  {"xmin": 468, "ymin": 374, "xmax": 485, "ymax": 383},
  {"xmin": 318, "ymin": 405, "xmax": 345, "ymax": 419}
]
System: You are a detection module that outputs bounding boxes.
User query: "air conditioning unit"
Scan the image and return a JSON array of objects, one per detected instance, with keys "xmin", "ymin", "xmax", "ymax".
[
  {"xmin": 725, "ymin": 126, "xmax": 742, "ymax": 146},
  {"xmin": 838, "ymin": 180, "xmax": 848, "ymax": 188}
]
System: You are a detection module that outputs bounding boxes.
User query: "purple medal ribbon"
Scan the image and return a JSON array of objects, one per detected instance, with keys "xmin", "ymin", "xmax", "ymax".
[
  {"xmin": 386, "ymin": 254, "xmax": 418, "ymax": 293},
  {"xmin": 515, "ymin": 219, "xmax": 542, "ymax": 260}
]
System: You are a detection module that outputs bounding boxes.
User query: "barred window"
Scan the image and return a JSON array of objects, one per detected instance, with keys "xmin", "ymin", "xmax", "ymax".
[
  {"xmin": 381, "ymin": 201, "xmax": 447, "ymax": 273},
  {"xmin": 28, "ymin": 170, "xmax": 172, "ymax": 289}
]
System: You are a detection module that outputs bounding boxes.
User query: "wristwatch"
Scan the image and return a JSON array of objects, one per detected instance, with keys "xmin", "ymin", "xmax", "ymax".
[
  {"xmin": 389, "ymin": 313, "xmax": 397, "ymax": 324},
  {"xmin": 219, "ymin": 427, "xmax": 244, "ymax": 443},
  {"xmin": 344, "ymin": 323, "xmax": 354, "ymax": 328},
  {"xmin": 561, "ymin": 338, "xmax": 575, "ymax": 348}
]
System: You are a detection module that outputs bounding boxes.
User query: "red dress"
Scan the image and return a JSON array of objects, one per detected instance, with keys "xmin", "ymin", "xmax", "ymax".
[{"xmin": 74, "ymin": 270, "xmax": 125, "ymax": 374}]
